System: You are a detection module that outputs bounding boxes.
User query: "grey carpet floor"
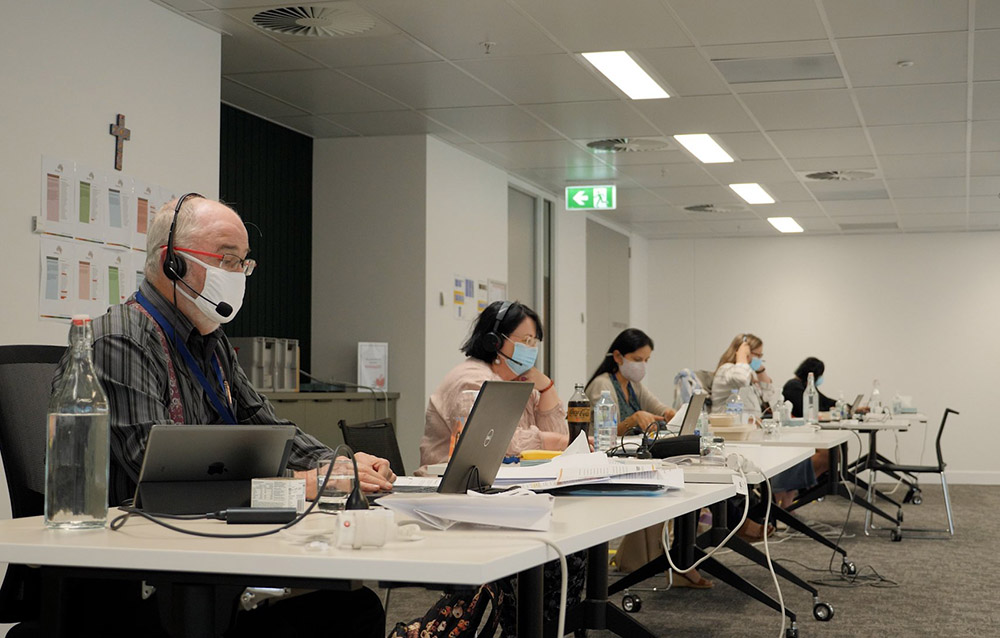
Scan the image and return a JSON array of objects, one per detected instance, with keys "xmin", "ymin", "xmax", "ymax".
[{"xmin": 382, "ymin": 484, "xmax": 1000, "ymax": 637}]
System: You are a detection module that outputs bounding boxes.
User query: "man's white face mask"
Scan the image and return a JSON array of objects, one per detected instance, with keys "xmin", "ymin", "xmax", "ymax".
[{"xmin": 176, "ymin": 254, "xmax": 246, "ymax": 324}]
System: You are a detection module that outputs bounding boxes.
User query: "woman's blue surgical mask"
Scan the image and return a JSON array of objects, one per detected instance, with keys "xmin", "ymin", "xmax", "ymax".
[
  {"xmin": 504, "ymin": 341, "xmax": 538, "ymax": 376},
  {"xmin": 816, "ymin": 375, "xmax": 824, "ymax": 387},
  {"xmin": 749, "ymin": 357, "xmax": 764, "ymax": 372}
]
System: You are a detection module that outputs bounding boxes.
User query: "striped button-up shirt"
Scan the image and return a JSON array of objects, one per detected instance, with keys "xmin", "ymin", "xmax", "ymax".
[{"xmin": 53, "ymin": 280, "xmax": 335, "ymax": 505}]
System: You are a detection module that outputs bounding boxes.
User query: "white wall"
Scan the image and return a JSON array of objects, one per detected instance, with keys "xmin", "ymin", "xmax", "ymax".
[
  {"xmin": 642, "ymin": 232, "xmax": 1000, "ymax": 483},
  {"xmin": 553, "ymin": 212, "xmax": 588, "ymax": 397},
  {"xmin": 312, "ymin": 136, "xmax": 428, "ymax": 472},
  {"xmin": 0, "ymin": 0, "xmax": 220, "ymax": 346},
  {"xmin": 424, "ymin": 137, "xmax": 508, "ymax": 400}
]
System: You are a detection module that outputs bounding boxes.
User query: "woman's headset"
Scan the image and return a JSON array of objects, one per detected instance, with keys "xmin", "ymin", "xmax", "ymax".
[
  {"xmin": 481, "ymin": 300, "xmax": 515, "ymax": 354},
  {"xmin": 162, "ymin": 192, "xmax": 203, "ymax": 281}
]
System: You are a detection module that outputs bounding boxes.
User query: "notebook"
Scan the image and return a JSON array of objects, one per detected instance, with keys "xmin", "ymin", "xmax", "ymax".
[{"xmin": 133, "ymin": 424, "xmax": 296, "ymax": 515}]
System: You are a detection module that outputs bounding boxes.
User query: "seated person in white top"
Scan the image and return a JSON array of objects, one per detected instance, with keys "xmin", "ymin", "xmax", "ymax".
[
  {"xmin": 585, "ymin": 328, "xmax": 676, "ymax": 436},
  {"xmin": 712, "ymin": 333, "xmax": 829, "ymax": 510}
]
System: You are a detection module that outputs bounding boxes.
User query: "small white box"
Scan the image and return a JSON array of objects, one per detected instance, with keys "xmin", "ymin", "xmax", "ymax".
[{"xmin": 251, "ymin": 478, "xmax": 306, "ymax": 513}]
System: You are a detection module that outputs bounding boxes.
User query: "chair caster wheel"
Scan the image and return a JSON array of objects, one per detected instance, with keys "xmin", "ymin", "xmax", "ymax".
[
  {"xmin": 621, "ymin": 593, "xmax": 642, "ymax": 613},
  {"xmin": 813, "ymin": 601, "xmax": 834, "ymax": 621},
  {"xmin": 841, "ymin": 560, "xmax": 857, "ymax": 576},
  {"xmin": 912, "ymin": 493, "xmax": 923, "ymax": 505},
  {"xmin": 785, "ymin": 625, "xmax": 799, "ymax": 638},
  {"xmin": 891, "ymin": 529, "xmax": 902, "ymax": 542}
]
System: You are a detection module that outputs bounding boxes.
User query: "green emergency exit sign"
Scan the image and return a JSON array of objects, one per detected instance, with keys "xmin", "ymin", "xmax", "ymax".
[{"xmin": 565, "ymin": 185, "xmax": 616, "ymax": 210}]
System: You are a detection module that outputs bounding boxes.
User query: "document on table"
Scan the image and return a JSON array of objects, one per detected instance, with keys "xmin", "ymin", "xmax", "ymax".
[{"xmin": 376, "ymin": 489, "xmax": 554, "ymax": 531}]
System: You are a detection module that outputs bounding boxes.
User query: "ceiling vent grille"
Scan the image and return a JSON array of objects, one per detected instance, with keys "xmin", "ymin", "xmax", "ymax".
[
  {"xmin": 587, "ymin": 137, "xmax": 672, "ymax": 153},
  {"xmin": 801, "ymin": 169, "xmax": 877, "ymax": 182},
  {"xmin": 252, "ymin": 5, "xmax": 377, "ymax": 37},
  {"xmin": 685, "ymin": 204, "xmax": 746, "ymax": 214}
]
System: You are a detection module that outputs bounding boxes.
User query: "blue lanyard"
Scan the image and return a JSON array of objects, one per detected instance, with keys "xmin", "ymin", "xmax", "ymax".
[{"xmin": 136, "ymin": 291, "xmax": 236, "ymax": 425}]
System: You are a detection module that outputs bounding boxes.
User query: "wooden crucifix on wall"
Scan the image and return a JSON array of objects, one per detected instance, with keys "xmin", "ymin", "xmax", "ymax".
[{"xmin": 109, "ymin": 114, "xmax": 131, "ymax": 171}]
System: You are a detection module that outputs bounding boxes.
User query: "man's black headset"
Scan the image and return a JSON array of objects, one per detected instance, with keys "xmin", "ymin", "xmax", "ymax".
[
  {"xmin": 162, "ymin": 192, "xmax": 203, "ymax": 281},
  {"xmin": 482, "ymin": 300, "xmax": 515, "ymax": 354},
  {"xmin": 160, "ymin": 192, "xmax": 233, "ymax": 318}
]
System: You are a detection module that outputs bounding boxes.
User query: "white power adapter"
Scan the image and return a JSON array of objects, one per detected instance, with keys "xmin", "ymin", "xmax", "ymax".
[{"xmin": 335, "ymin": 509, "xmax": 422, "ymax": 549}]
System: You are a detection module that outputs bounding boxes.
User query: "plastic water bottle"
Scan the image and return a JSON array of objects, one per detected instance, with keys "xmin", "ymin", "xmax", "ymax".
[
  {"xmin": 45, "ymin": 315, "xmax": 110, "ymax": 529},
  {"xmin": 725, "ymin": 389, "xmax": 743, "ymax": 424},
  {"xmin": 593, "ymin": 390, "xmax": 619, "ymax": 454},
  {"xmin": 833, "ymin": 391, "xmax": 846, "ymax": 422},
  {"xmin": 870, "ymin": 379, "xmax": 883, "ymax": 415},
  {"xmin": 803, "ymin": 372, "xmax": 819, "ymax": 424}
]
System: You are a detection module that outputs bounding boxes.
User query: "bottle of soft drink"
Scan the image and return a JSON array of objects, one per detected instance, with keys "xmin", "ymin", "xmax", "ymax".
[
  {"xmin": 593, "ymin": 390, "xmax": 619, "ymax": 455},
  {"xmin": 803, "ymin": 372, "xmax": 819, "ymax": 424},
  {"xmin": 45, "ymin": 315, "xmax": 110, "ymax": 529},
  {"xmin": 870, "ymin": 379, "xmax": 883, "ymax": 415},
  {"xmin": 725, "ymin": 389, "xmax": 744, "ymax": 424},
  {"xmin": 567, "ymin": 384, "xmax": 591, "ymax": 445}
]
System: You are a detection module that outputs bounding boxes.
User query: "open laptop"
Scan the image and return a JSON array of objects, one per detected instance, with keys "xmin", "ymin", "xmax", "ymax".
[
  {"xmin": 133, "ymin": 424, "xmax": 297, "ymax": 515},
  {"xmin": 376, "ymin": 380, "xmax": 534, "ymax": 497},
  {"xmin": 676, "ymin": 393, "xmax": 707, "ymax": 436}
]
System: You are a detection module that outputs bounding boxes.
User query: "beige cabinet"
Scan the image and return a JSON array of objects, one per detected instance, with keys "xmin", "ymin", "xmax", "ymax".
[{"xmin": 266, "ymin": 391, "xmax": 399, "ymax": 450}]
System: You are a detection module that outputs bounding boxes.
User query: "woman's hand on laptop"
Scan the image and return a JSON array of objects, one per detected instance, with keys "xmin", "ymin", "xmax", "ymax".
[{"xmin": 354, "ymin": 452, "xmax": 397, "ymax": 492}]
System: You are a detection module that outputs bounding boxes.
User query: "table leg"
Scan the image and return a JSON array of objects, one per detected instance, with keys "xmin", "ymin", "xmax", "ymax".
[{"xmin": 517, "ymin": 565, "xmax": 544, "ymax": 638}]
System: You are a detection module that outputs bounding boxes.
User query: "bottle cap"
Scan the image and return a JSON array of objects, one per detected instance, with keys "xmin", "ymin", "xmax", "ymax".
[{"xmin": 71, "ymin": 314, "xmax": 91, "ymax": 325}]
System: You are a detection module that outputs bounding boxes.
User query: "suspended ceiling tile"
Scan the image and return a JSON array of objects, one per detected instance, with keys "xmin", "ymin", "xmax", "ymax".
[
  {"xmin": 268, "ymin": 114, "xmax": 356, "ymax": 138},
  {"xmin": 703, "ymin": 159, "xmax": 797, "ymax": 184},
  {"xmin": 973, "ymin": 81, "xmax": 1000, "ymax": 121},
  {"xmin": 702, "ymin": 40, "xmax": 834, "ymax": 61},
  {"xmin": 788, "ymin": 156, "xmax": 878, "ymax": 171},
  {"xmin": 599, "ymin": 148, "xmax": 692, "ymax": 167},
  {"xmin": 525, "ymin": 101, "xmax": 659, "ymax": 140},
  {"xmin": 702, "ymin": 218, "xmax": 774, "ymax": 236},
  {"xmin": 453, "ymin": 143, "xmax": 522, "ymax": 170},
  {"xmin": 632, "ymin": 95, "xmax": 758, "ymax": 134},
  {"xmin": 361, "ymin": 0, "xmax": 562, "ymax": 59},
  {"xmin": 714, "ymin": 132, "xmax": 781, "ymax": 160},
  {"xmin": 893, "ymin": 196, "xmax": 967, "ymax": 214},
  {"xmin": 970, "ymin": 176, "xmax": 1000, "ymax": 196},
  {"xmin": 832, "ymin": 215, "xmax": 900, "ymax": 231},
  {"xmin": 796, "ymin": 216, "xmax": 840, "ymax": 232},
  {"xmin": 762, "ymin": 201, "xmax": 826, "ymax": 217},
  {"xmin": 221, "ymin": 78, "xmax": 309, "ymax": 118},
  {"xmin": 477, "ymin": 140, "xmax": 600, "ymax": 168},
  {"xmin": 971, "ymin": 121, "xmax": 1000, "ymax": 151},
  {"xmin": 227, "ymin": 69, "xmax": 405, "ymax": 113},
  {"xmin": 820, "ymin": 200, "xmax": 897, "ymax": 216},
  {"xmin": 879, "ymin": 153, "xmax": 967, "ymax": 179},
  {"xmin": 886, "ymin": 177, "xmax": 967, "ymax": 198},
  {"xmin": 768, "ymin": 128, "xmax": 871, "ymax": 158},
  {"xmin": 823, "ymin": 0, "xmax": 968, "ymax": 38},
  {"xmin": 522, "ymin": 165, "xmax": 622, "ymax": 184},
  {"xmin": 422, "ymin": 106, "xmax": 561, "ymax": 143},
  {"xmin": 648, "ymin": 184, "xmax": 741, "ymax": 206},
  {"xmin": 340, "ymin": 62, "xmax": 508, "ymax": 109},
  {"xmin": 637, "ymin": 47, "xmax": 730, "ymax": 97},
  {"xmin": 740, "ymin": 89, "xmax": 860, "ymax": 131},
  {"xmin": 969, "ymin": 213, "xmax": 1000, "ymax": 229},
  {"xmin": 287, "ymin": 33, "xmax": 440, "ymax": 68},
  {"xmin": 631, "ymin": 220, "xmax": 715, "ymax": 237},
  {"xmin": 970, "ymin": 196, "xmax": 1000, "ymax": 212},
  {"xmin": 838, "ymin": 32, "xmax": 968, "ymax": 87},
  {"xmin": 868, "ymin": 122, "xmax": 968, "ymax": 154},
  {"xmin": 898, "ymin": 213, "xmax": 967, "ymax": 231},
  {"xmin": 729, "ymin": 78, "xmax": 847, "ymax": 94},
  {"xmin": 973, "ymin": 29, "xmax": 1000, "ymax": 81},
  {"xmin": 221, "ymin": 29, "xmax": 324, "ymax": 74},
  {"xmin": 971, "ymin": 152, "xmax": 1000, "ymax": 175},
  {"xmin": 457, "ymin": 54, "xmax": 618, "ymax": 104},
  {"xmin": 855, "ymin": 84, "xmax": 969, "ymax": 126},
  {"xmin": 667, "ymin": 0, "xmax": 826, "ymax": 46},
  {"xmin": 323, "ymin": 110, "xmax": 453, "ymax": 137},
  {"xmin": 514, "ymin": 0, "xmax": 690, "ymax": 51},
  {"xmin": 765, "ymin": 181, "xmax": 813, "ymax": 202},
  {"xmin": 614, "ymin": 187, "xmax": 670, "ymax": 206},
  {"xmin": 608, "ymin": 205, "xmax": 692, "ymax": 223},
  {"xmin": 615, "ymin": 163, "xmax": 718, "ymax": 188}
]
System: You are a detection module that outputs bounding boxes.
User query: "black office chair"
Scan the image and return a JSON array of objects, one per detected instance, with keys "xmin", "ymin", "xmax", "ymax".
[
  {"xmin": 875, "ymin": 408, "xmax": 958, "ymax": 538},
  {"xmin": 337, "ymin": 418, "xmax": 406, "ymax": 476},
  {"xmin": 0, "ymin": 344, "xmax": 66, "ymax": 635}
]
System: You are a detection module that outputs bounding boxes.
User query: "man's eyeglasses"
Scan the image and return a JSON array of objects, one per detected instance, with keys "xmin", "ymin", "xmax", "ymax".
[
  {"xmin": 166, "ymin": 246, "xmax": 257, "ymax": 276},
  {"xmin": 505, "ymin": 334, "xmax": 540, "ymax": 348}
]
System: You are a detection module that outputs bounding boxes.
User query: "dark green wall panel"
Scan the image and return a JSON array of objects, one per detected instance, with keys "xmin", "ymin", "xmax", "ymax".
[{"xmin": 219, "ymin": 104, "xmax": 313, "ymax": 373}]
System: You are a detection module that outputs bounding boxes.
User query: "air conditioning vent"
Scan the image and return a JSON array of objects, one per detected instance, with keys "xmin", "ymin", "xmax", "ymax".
[
  {"xmin": 838, "ymin": 221, "xmax": 899, "ymax": 232},
  {"xmin": 587, "ymin": 137, "xmax": 672, "ymax": 153},
  {"xmin": 802, "ymin": 170, "xmax": 877, "ymax": 182},
  {"xmin": 252, "ymin": 5, "xmax": 376, "ymax": 37},
  {"xmin": 685, "ymin": 203, "xmax": 746, "ymax": 214}
]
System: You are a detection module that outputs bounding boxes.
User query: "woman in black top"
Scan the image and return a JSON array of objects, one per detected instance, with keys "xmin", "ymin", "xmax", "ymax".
[{"xmin": 782, "ymin": 357, "xmax": 837, "ymax": 417}]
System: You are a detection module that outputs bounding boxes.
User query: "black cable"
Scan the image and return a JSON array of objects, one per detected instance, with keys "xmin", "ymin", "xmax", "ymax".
[{"xmin": 110, "ymin": 444, "xmax": 356, "ymax": 539}]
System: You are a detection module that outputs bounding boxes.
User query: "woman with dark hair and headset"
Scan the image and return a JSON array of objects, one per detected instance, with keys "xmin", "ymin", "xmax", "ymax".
[{"xmin": 418, "ymin": 300, "xmax": 569, "ymax": 472}]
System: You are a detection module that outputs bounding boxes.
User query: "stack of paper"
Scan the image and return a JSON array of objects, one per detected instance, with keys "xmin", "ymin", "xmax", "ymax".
[
  {"xmin": 494, "ymin": 449, "xmax": 684, "ymax": 492},
  {"xmin": 376, "ymin": 489, "xmax": 554, "ymax": 531}
]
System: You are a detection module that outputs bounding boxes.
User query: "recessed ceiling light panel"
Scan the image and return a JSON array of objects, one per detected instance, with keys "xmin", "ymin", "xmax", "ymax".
[
  {"xmin": 767, "ymin": 217, "xmax": 803, "ymax": 233},
  {"xmin": 582, "ymin": 51, "xmax": 670, "ymax": 100},
  {"xmin": 729, "ymin": 183, "xmax": 775, "ymax": 205},
  {"xmin": 673, "ymin": 134, "xmax": 734, "ymax": 163}
]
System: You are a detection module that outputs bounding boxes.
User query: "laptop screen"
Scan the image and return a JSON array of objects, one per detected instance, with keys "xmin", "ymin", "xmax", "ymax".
[{"xmin": 678, "ymin": 393, "xmax": 707, "ymax": 436}]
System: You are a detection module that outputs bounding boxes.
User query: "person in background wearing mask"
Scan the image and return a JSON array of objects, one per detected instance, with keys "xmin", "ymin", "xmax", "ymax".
[
  {"xmin": 585, "ymin": 329, "xmax": 711, "ymax": 588},
  {"xmin": 418, "ymin": 300, "xmax": 569, "ymax": 471},
  {"xmin": 51, "ymin": 195, "xmax": 394, "ymax": 637},
  {"xmin": 783, "ymin": 357, "xmax": 837, "ymax": 418},
  {"xmin": 585, "ymin": 328, "xmax": 677, "ymax": 436}
]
